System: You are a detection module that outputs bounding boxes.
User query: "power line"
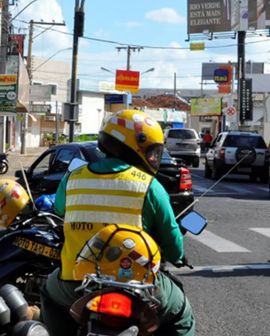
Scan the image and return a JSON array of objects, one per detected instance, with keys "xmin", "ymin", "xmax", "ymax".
[{"xmin": 13, "ymin": 18, "xmax": 270, "ymax": 51}]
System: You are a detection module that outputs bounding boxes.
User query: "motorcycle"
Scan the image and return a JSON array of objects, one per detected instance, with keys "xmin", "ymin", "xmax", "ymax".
[
  {"xmin": 0, "ymin": 207, "xmax": 63, "ymax": 306},
  {"xmin": 0, "ymin": 153, "xmax": 8, "ymax": 175},
  {"xmin": 69, "ymin": 210, "xmax": 207, "ymax": 336}
]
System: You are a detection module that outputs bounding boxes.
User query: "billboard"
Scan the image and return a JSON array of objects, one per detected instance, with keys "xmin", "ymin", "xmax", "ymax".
[
  {"xmin": 191, "ymin": 97, "xmax": 222, "ymax": 116},
  {"xmin": 188, "ymin": 0, "xmax": 270, "ymax": 34},
  {"xmin": 115, "ymin": 70, "xmax": 140, "ymax": 93},
  {"xmin": 202, "ymin": 62, "xmax": 264, "ymax": 81},
  {"xmin": 0, "ymin": 74, "xmax": 17, "ymax": 114}
]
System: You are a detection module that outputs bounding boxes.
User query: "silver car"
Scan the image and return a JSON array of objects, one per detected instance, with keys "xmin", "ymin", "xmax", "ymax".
[{"xmin": 164, "ymin": 128, "xmax": 201, "ymax": 167}]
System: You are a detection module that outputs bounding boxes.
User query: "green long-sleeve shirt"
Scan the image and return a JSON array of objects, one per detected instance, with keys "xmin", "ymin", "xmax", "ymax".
[{"xmin": 54, "ymin": 158, "xmax": 185, "ymax": 263}]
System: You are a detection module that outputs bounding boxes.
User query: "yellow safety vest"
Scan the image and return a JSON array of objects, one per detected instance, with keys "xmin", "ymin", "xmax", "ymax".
[{"xmin": 60, "ymin": 164, "xmax": 153, "ymax": 280}]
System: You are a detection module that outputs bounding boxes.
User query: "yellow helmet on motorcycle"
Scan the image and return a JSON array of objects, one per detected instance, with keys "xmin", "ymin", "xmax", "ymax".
[
  {"xmin": 98, "ymin": 109, "xmax": 164, "ymax": 175},
  {"xmin": 73, "ymin": 224, "xmax": 161, "ymax": 284},
  {"xmin": 0, "ymin": 179, "xmax": 30, "ymax": 227}
]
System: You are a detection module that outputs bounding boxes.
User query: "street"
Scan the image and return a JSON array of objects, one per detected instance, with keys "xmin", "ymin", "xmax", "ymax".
[{"xmin": 169, "ymin": 163, "xmax": 270, "ymax": 336}]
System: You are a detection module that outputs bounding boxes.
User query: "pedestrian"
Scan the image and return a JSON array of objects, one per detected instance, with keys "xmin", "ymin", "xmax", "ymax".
[
  {"xmin": 40, "ymin": 109, "xmax": 195, "ymax": 336},
  {"xmin": 203, "ymin": 130, "xmax": 213, "ymax": 150}
]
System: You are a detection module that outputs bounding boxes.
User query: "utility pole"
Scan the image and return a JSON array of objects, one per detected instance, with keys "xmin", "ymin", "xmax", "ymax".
[
  {"xmin": 22, "ymin": 19, "xmax": 65, "ymax": 154},
  {"xmin": 115, "ymin": 46, "xmax": 143, "ymax": 108},
  {"xmin": 0, "ymin": 0, "xmax": 9, "ymax": 153},
  {"xmin": 116, "ymin": 46, "xmax": 143, "ymax": 71},
  {"xmin": 68, "ymin": 0, "xmax": 85, "ymax": 143}
]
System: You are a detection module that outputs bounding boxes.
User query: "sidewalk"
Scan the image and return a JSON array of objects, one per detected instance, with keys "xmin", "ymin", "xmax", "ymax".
[{"xmin": 4, "ymin": 147, "xmax": 48, "ymax": 180}]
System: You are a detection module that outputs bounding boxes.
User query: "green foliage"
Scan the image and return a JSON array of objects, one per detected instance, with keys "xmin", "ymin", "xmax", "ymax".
[{"xmin": 74, "ymin": 134, "xmax": 98, "ymax": 142}]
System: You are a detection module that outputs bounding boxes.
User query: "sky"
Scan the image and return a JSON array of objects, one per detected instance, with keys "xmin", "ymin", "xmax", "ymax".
[{"xmin": 10, "ymin": 0, "xmax": 270, "ymax": 91}]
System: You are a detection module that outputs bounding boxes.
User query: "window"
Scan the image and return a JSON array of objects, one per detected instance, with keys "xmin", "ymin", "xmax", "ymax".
[
  {"xmin": 49, "ymin": 84, "xmax": 57, "ymax": 96},
  {"xmin": 168, "ymin": 129, "xmax": 196, "ymax": 140},
  {"xmin": 32, "ymin": 151, "xmax": 55, "ymax": 176},
  {"xmin": 52, "ymin": 149, "xmax": 75, "ymax": 172}
]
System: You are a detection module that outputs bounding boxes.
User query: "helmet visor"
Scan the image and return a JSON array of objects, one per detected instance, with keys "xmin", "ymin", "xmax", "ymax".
[{"xmin": 145, "ymin": 144, "xmax": 164, "ymax": 171}]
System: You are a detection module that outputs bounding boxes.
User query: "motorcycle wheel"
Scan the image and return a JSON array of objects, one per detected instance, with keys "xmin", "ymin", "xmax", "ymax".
[{"xmin": 0, "ymin": 161, "xmax": 8, "ymax": 174}]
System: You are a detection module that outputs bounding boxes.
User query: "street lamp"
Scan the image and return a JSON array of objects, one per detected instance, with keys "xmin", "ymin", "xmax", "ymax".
[
  {"xmin": 100, "ymin": 67, "xmax": 155, "ymax": 75},
  {"xmin": 100, "ymin": 67, "xmax": 114, "ymax": 74},
  {"xmin": 32, "ymin": 48, "xmax": 72, "ymax": 73},
  {"xmin": 141, "ymin": 67, "xmax": 155, "ymax": 75}
]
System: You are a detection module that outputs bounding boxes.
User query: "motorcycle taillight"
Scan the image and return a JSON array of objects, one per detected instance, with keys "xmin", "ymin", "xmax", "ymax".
[{"xmin": 87, "ymin": 292, "xmax": 132, "ymax": 318}]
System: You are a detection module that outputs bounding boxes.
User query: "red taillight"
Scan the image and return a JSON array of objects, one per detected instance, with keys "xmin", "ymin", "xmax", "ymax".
[
  {"xmin": 87, "ymin": 293, "xmax": 132, "ymax": 318},
  {"xmin": 179, "ymin": 167, "xmax": 192, "ymax": 191},
  {"xmin": 219, "ymin": 147, "xmax": 225, "ymax": 160}
]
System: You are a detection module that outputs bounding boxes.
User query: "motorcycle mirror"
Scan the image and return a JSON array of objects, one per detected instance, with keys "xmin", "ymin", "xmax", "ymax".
[
  {"xmin": 178, "ymin": 210, "xmax": 207, "ymax": 235},
  {"xmin": 68, "ymin": 158, "xmax": 87, "ymax": 172}
]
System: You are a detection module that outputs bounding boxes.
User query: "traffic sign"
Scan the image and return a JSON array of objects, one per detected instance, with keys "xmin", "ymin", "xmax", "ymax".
[{"xmin": 226, "ymin": 106, "xmax": 236, "ymax": 116}]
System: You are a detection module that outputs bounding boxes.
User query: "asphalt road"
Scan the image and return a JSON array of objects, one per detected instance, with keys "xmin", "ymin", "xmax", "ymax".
[{"xmin": 170, "ymin": 165, "xmax": 270, "ymax": 336}]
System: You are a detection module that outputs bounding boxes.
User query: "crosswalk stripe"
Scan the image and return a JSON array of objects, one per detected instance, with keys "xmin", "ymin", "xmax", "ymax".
[
  {"xmin": 250, "ymin": 228, "xmax": 270, "ymax": 238},
  {"xmin": 189, "ymin": 230, "xmax": 251, "ymax": 252}
]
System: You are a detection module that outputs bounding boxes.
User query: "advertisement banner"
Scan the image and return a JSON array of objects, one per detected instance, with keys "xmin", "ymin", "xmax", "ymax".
[
  {"xmin": 217, "ymin": 64, "xmax": 233, "ymax": 94},
  {"xmin": 0, "ymin": 75, "xmax": 17, "ymax": 114},
  {"xmin": 191, "ymin": 97, "xmax": 222, "ymax": 116},
  {"xmin": 188, "ymin": 0, "xmax": 270, "ymax": 34},
  {"xmin": 240, "ymin": 78, "xmax": 253, "ymax": 122},
  {"xmin": 9, "ymin": 34, "xmax": 25, "ymax": 55},
  {"xmin": 115, "ymin": 70, "xmax": 140, "ymax": 93}
]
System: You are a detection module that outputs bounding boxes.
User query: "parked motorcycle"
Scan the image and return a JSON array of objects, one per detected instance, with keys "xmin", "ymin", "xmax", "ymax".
[
  {"xmin": 0, "ymin": 208, "xmax": 63, "ymax": 306},
  {"xmin": 0, "ymin": 153, "xmax": 8, "ymax": 175},
  {"xmin": 0, "ymin": 283, "xmax": 49, "ymax": 336},
  {"xmin": 69, "ymin": 211, "xmax": 207, "ymax": 336}
]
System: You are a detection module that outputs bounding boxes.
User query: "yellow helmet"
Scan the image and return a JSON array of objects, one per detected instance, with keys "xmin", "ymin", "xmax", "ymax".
[
  {"xmin": 73, "ymin": 224, "xmax": 161, "ymax": 284},
  {"xmin": 0, "ymin": 179, "xmax": 30, "ymax": 227},
  {"xmin": 98, "ymin": 109, "xmax": 164, "ymax": 174}
]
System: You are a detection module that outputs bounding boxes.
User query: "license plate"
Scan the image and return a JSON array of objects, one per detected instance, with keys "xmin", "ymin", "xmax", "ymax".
[
  {"xmin": 13, "ymin": 237, "xmax": 61, "ymax": 259},
  {"xmin": 237, "ymin": 167, "xmax": 252, "ymax": 173}
]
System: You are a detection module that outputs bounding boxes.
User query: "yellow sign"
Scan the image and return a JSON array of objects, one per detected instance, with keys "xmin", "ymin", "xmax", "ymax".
[
  {"xmin": 190, "ymin": 42, "xmax": 205, "ymax": 51},
  {"xmin": 191, "ymin": 97, "xmax": 222, "ymax": 116}
]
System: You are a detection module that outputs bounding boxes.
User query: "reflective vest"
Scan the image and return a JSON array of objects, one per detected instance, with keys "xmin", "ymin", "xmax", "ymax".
[{"xmin": 60, "ymin": 164, "xmax": 153, "ymax": 280}]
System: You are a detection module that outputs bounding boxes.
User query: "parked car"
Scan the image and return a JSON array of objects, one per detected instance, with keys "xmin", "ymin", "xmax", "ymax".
[
  {"xmin": 164, "ymin": 128, "xmax": 201, "ymax": 167},
  {"xmin": 15, "ymin": 142, "xmax": 106, "ymax": 197},
  {"xmin": 15, "ymin": 142, "xmax": 194, "ymax": 216},
  {"xmin": 204, "ymin": 131, "xmax": 270, "ymax": 182}
]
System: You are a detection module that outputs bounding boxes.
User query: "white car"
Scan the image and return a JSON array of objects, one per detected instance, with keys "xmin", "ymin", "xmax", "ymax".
[
  {"xmin": 204, "ymin": 131, "xmax": 270, "ymax": 182},
  {"xmin": 164, "ymin": 128, "xmax": 201, "ymax": 167}
]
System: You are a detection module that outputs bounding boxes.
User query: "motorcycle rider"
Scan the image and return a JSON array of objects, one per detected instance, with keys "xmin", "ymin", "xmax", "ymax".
[{"xmin": 40, "ymin": 109, "xmax": 195, "ymax": 336}]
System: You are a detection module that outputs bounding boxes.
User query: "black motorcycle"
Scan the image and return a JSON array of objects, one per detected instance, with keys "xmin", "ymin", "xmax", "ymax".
[
  {"xmin": 0, "ymin": 153, "xmax": 8, "ymax": 175},
  {"xmin": 0, "ymin": 208, "xmax": 63, "ymax": 306}
]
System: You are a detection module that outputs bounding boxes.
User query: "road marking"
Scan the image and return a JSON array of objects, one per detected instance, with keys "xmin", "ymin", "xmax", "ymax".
[
  {"xmin": 189, "ymin": 230, "xmax": 251, "ymax": 252},
  {"xmin": 192, "ymin": 185, "xmax": 214, "ymax": 193},
  {"xmin": 250, "ymin": 228, "xmax": 270, "ymax": 238},
  {"xmin": 223, "ymin": 184, "xmax": 253, "ymax": 194},
  {"xmin": 166, "ymin": 263, "xmax": 270, "ymax": 274}
]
